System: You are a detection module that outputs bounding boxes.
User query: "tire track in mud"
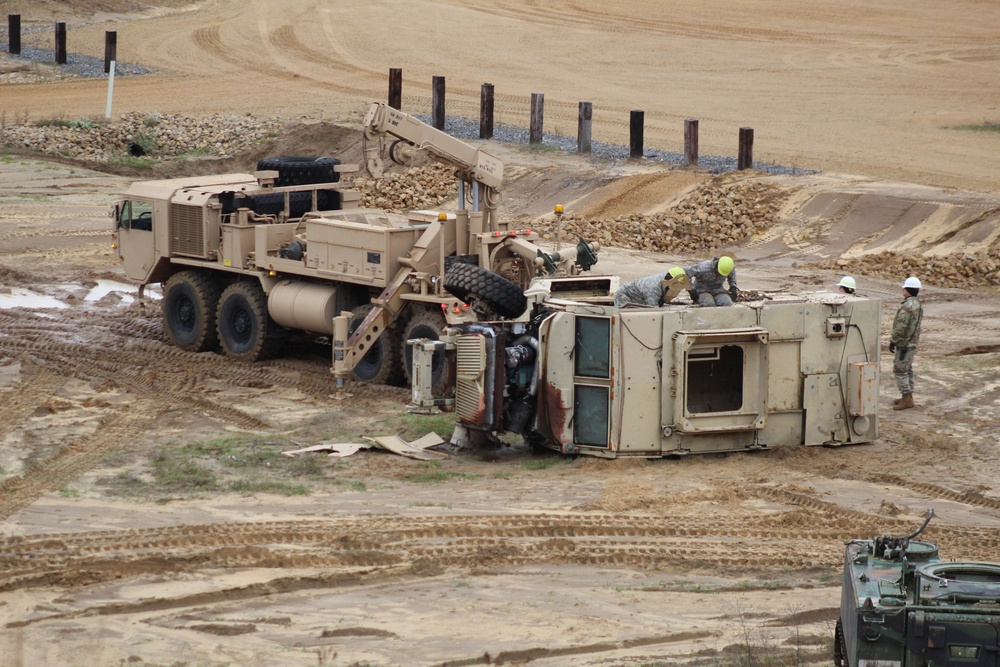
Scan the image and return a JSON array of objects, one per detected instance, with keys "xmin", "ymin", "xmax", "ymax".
[
  {"xmin": 0, "ymin": 503, "xmax": 980, "ymax": 595},
  {"xmin": 452, "ymin": 0, "xmax": 828, "ymax": 44},
  {"xmin": 0, "ymin": 404, "xmax": 161, "ymax": 521},
  {"xmin": 0, "ymin": 369, "xmax": 68, "ymax": 443}
]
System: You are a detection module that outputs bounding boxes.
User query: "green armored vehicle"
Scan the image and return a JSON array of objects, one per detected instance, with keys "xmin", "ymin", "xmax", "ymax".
[{"xmin": 837, "ymin": 510, "xmax": 1000, "ymax": 667}]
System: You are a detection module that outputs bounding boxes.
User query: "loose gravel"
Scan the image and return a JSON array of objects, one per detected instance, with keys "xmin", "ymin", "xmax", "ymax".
[
  {"xmin": 426, "ymin": 115, "xmax": 817, "ymax": 177},
  {"xmin": 1, "ymin": 44, "xmax": 151, "ymax": 78}
]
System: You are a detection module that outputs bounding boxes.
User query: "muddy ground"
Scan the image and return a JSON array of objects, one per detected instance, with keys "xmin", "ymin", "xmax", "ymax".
[{"xmin": 2, "ymin": 2, "xmax": 1000, "ymax": 666}]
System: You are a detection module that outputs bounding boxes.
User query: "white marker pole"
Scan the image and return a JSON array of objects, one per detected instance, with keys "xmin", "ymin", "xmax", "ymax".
[{"xmin": 105, "ymin": 60, "xmax": 116, "ymax": 119}]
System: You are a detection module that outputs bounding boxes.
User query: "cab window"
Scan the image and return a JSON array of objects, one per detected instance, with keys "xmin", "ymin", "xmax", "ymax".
[{"xmin": 118, "ymin": 200, "xmax": 153, "ymax": 231}]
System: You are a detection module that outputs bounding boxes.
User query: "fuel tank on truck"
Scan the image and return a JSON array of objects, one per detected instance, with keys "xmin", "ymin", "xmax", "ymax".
[{"xmin": 267, "ymin": 280, "xmax": 338, "ymax": 335}]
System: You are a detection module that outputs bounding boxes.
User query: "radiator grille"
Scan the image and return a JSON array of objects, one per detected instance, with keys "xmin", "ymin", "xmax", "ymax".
[
  {"xmin": 455, "ymin": 335, "xmax": 486, "ymax": 423},
  {"xmin": 170, "ymin": 203, "xmax": 206, "ymax": 257}
]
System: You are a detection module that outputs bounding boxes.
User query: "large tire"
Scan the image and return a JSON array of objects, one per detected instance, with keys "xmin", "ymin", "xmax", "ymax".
[
  {"xmin": 401, "ymin": 308, "xmax": 454, "ymax": 396},
  {"xmin": 162, "ymin": 270, "xmax": 221, "ymax": 352},
  {"xmin": 444, "ymin": 263, "xmax": 527, "ymax": 319},
  {"xmin": 256, "ymin": 156, "xmax": 340, "ymax": 187},
  {"xmin": 348, "ymin": 304, "xmax": 404, "ymax": 385},
  {"xmin": 217, "ymin": 281, "xmax": 275, "ymax": 362}
]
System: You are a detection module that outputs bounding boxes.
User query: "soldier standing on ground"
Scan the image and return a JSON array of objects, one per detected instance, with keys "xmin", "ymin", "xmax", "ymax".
[
  {"xmin": 889, "ymin": 276, "xmax": 923, "ymax": 411},
  {"xmin": 686, "ymin": 256, "xmax": 738, "ymax": 307},
  {"xmin": 613, "ymin": 267, "xmax": 688, "ymax": 307}
]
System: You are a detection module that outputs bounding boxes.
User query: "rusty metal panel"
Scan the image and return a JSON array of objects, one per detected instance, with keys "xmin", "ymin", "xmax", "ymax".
[{"xmin": 847, "ymin": 361, "xmax": 878, "ymax": 416}]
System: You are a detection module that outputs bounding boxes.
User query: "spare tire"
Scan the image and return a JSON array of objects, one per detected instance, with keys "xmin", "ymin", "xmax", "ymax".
[
  {"xmin": 256, "ymin": 156, "xmax": 341, "ymax": 187},
  {"xmin": 444, "ymin": 263, "xmax": 527, "ymax": 319}
]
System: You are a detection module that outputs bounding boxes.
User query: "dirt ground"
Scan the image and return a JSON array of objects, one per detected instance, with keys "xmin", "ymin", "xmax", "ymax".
[{"xmin": 2, "ymin": 2, "xmax": 1000, "ymax": 667}]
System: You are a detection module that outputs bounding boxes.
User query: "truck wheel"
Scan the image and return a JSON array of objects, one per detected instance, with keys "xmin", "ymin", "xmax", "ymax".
[
  {"xmin": 162, "ymin": 270, "xmax": 221, "ymax": 352},
  {"xmin": 256, "ymin": 156, "xmax": 340, "ymax": 187},
  {"xmin": 217, "ymin": 281, "xmax": 275, "ymax": 362},
  {"xmin": 444, "ymin": 263, "xmax": 527, "ymax": 319},
  {"xmin": 401, "ymin": 308, "xmax": 454, "ymax": 396},
  {"xmin": 348, "ymin": 304, "xmax": 404, "ymax": 385},
  {"xmin": 833, "ymin": 619, "xmax": 846, "ymax": 667}
]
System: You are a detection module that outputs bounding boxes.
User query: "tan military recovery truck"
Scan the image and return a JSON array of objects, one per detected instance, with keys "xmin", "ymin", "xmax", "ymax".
[
  {"xmin": 111, "ymin": 103, "xmax": 597, "ymax": 389},
  {"xmin": 409, "ymin": 285, "xmax": 881, "ymax": 457}
]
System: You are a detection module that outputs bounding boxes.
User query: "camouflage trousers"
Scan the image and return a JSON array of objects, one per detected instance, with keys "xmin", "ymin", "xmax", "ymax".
[
  {"xmin": 697, "ymin": 291, "xmax": 734, "ymax": 307},
  {"xmin": 893, "ymin": 346, "xmax": 916, "ymax": 395}
]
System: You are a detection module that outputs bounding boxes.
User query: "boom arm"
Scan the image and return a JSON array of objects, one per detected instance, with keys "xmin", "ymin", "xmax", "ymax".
[
  {"xmin": 362, "ymin": 102, "xmax": 502, "ymax": 229},
  {"xmin": 363, "ymin": 102, "xmax": 503, "ymax": 187}
]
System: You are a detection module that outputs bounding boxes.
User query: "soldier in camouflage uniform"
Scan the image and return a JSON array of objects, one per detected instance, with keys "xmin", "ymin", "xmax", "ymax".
[
  {"xmin": 685, "ymin": 256, "xmax": 738, "ymax": 307},
  {"xmin": 614, "ymin": 267, "xmax": 688, "ymax": 307},
  {"xmin": 889, "ymin": 276, "xmax": 923, "ymax": 411}
]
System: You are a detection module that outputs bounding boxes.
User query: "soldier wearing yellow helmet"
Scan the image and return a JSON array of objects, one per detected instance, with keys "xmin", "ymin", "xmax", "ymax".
[
  {"xmin": 614, "ymin": 267, "xmax": 688, "ymax": 307},
  {"xmin": 685, "ymin": 256, "xmax": 738, "ymax": 307}
]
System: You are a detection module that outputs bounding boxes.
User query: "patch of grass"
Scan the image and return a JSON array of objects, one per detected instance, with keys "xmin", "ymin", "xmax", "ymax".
[
  {"xmin": 0, "ymin": 155, "xmax": 14, "ymax": 164},
  {"xmin": 522, "ymin": 457, "xmax": 568, "ymax": 470},
  {"xmin": 132, "ymin": 131, "xmax": 157, "ymax": 155},
  {"xmin": 395, "ymin": 412, "xmax": 458, "ymax": 440},
  {"xmin": 116, "ymin": 156, "xmax": 156, "ymax": 170},
  {"xmin": 34, "ymin": 117, "xmax": 98, "ymax": 129},
  {"xmin": 952, "ymin": 121, "xmax": 1000, "ymax": 133},
  {"xmin": 150, "ymin": 451, "xmax": 218, "ymax": 492},
  {"xmin": 402, "ymin": 461, "xmax": 479, "ymax": 484},
  {"xmin": 57, "ymin": 487, "xmax": 79, "ymax": 498},
  {"xmin": 227, "ymin": 480, "xmax": 308, "ymax": 496}
]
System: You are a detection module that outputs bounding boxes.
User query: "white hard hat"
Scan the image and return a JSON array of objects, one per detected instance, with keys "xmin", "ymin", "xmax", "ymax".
[
  {"xmin": 838, "ymin": 276, "xmax": 856, "ymax": 290},
  {"xmin": 903, "ymin": 276, "xmax": 922, "ymax": 290}
]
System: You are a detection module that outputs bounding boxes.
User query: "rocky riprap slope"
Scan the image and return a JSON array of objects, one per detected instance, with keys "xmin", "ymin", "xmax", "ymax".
[
  {"xmin": 816, "ymin": 252, "xmax": 1000, "ymax": 289},
  {"xmin": 354, "ymin": 164, "xmax": 456, "ymax": 211},
  {"xmin": 0, "ymin": 111, "xmax": 283, "ymax": 160},
  {"xmin": 530, "ymin": 177, "xmax": 787, "ymax": 254}
]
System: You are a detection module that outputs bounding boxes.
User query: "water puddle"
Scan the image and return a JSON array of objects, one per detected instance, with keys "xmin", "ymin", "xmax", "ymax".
[{"xmin": 0, "ymin": 287, "xmax": 68, "ymax": 310}]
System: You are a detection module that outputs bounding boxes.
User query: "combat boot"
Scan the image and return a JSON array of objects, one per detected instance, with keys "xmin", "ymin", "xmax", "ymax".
[{"xmin": 892, "ymin": 393, "xmax": 914, "ymax": 411}]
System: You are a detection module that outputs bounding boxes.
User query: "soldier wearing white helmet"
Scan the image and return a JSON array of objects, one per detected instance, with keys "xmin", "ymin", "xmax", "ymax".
[
  {"xmin": 889, "ymin": 276, "xmax": 923, "ymax": 411},
  {"xmin": 837, "ymin": 276, "xmax": 856, "ymax": 295}
]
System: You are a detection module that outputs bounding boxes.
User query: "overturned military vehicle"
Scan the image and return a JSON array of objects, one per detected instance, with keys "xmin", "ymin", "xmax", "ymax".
[{"xmin": 409, "ymin": 279, "xmax": 881, "ymax": 457}]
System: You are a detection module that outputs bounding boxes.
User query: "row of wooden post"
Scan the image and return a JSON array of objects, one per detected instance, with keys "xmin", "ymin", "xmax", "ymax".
[
  {"xmin": 6, "ymin": 14, "xmax": 117, "ymax": 74},
  {"xmin": 388, "ymin": 69, "xmax": 755, "ymax": 169}
]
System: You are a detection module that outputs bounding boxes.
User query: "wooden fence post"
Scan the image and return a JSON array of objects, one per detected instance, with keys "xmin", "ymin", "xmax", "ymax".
[
  {"xmin": 738, "ymin": 127, "xmax": 754, "ymax": 170},
  {"xmin": 55, "ymin": 22, "xmax": 67, "ymax": 65},
  {"xmin": 578, "ymin": 101, "xmax": 592, "ymax": 154},
  {"xmin": 431, "ymin": 76, "xmax": 446, "ymax": 130},
  {"xmin": 388, "ymin": 68, "xmax": 402, "ymax": 109},
  {"xmin": 8, "ymin": 15, "xmax": 20, "ymax": 55},
  {"xmin": 480, "ymin": 83, "xmax": 494, "ymax": 139},
  {"xmin": 104, "ymin": 31, "xmax": 117, "ymax": 74},
  {"xmin": 530, "ymin": 93, "xmax": 544, "ymax": 144},
  {"xmin": 684, "ymin": 119, "xmax": 699, "ymax": 167},
  {"xmin": 629, "ymin": 110, "xmax": 644, "ymax": 158}
]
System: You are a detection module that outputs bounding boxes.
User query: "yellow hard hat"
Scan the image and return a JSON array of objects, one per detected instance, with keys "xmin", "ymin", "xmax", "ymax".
[
  {"xmin": 838, "ymin": 276, "xmax": 856, "ymax": 290},
  {"xmin": 717, "ymin": 256, "xmax": 734, "ymax": 276},
  {"xmin": 667, "ymin": 266, "xmax": 686, "ymax": 279}
]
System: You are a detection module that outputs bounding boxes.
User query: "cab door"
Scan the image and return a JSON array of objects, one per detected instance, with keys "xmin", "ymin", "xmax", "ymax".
[{"xmin": 113, "ymin": 199, "xmax": 156, "ymax": 282}]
